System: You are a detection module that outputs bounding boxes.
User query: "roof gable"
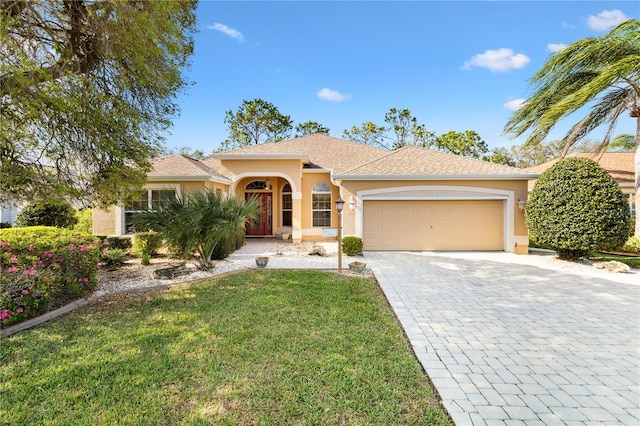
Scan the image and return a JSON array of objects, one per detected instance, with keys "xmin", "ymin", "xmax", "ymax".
[{"xmin": 212, "ymin": 134, "xmax": 388, "ymax": 174}]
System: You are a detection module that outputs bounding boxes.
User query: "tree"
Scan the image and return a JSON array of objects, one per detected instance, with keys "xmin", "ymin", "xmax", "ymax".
[
  {"xmin": 384, "ymin": 108, "xmax": 435, "ymax": 150},
  {"xmin": 433, "ymin": 130, "xmax": 488, "ymax": 159},
  {"xmin": 342, "ymin": 121, "xmax": 388, "ymax": 149},
  {"xmin": 504, "ymin": 19, "xmax": 640, "ymax": 235},
  {"xmin": 526, "ymin": 158, "xmax": 630, "ymax": 260},
  {"xmin": 608, "ymin": 133, "xmax": 636, "ymax": 152},
  {"xmin": 14, "ymin": 200, "xmax": 78, "ymax": 229},
  {"xmin": 134, "ymin": 190, "xmax": 258, "ymax": 269},
  {"xmin": 295, "ymin": 121, "xmax": 330, "ymax": 137},
  {"xmin": 0, "ymin": 0, "xmax": 198, "ymax": 207},
  {"xmin": 343, "ymin": 108, "xmax": 434, "ymax": 150},
  {"xmin": 222, "ymin": 99, "xmax": 293, "ymax": 150},
  {"xmin": 483, "ymin": 147, "xmax": 517, "ymax": 167}
]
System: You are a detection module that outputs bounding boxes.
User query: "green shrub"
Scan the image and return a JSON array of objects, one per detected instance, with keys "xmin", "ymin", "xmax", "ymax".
[
  {"xmin": 73, "ymin": 208, "xmax": 93, "ymax": 234},
  {"xmin": 0, "ymin": 226, "xmax": 100, "ymax": 327},
  {"xmin": 211, "ymin": 233, "xmax": 236, "ymax": 260},
  {"xmin": 621, "ymin": 236, "xmax": 640, "ymax": 254},
  {"xmin": 14, "ymin": 200, "xmax": 78, "ymax": 228},
  {"xmin": 526, "ymin": 158, "xmax": 630, "ymax": 260},
  {"xmin": 100, "ymin": 248, "xmax": 127, "ymax": 270},
  {"xmin": 132, "ymin": 231, "xmax": 163, "ymax": 257},
  {"xmin": 0, "ymin": 222, "xmax": 11, "ymax": 229},
  {"xmin": 140, "ymin": 253, "xmax": 151, "ymax": 266},
  {"xmin": 342, "ymin": 236, "xmax": 364, "ymax": 256},
  {"xmin": 104, "ymin": 236, "xmax": 132, "ymax": 251}
]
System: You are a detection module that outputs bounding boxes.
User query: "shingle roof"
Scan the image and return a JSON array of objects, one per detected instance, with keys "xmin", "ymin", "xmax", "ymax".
[
  {"xmin": 336, "ymin": 146, "xmax": 536, "ymax": 179},
  {"xmin": 527, "ymin": 152, "xmax": 634, "ymax": 184},
  {"xmin": 150, "ymin": 155, "xmax": 230, "ymax": 181},
  {"xmin": 212, "ymin": 134, "xmax": 388, "ymax": 174}
]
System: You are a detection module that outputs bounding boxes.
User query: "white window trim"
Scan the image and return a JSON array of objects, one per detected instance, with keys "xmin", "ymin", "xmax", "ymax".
[
  {"xmin": 282, "ymin": 184, "xmax": 292, "ymax": 227},
  {"xmin": 311, "ymin": 182, "xmax": 332, "ymax": 228},
  {"xmin": 117, "ymin": 184, "xmax": 181, "ymax": 235}
]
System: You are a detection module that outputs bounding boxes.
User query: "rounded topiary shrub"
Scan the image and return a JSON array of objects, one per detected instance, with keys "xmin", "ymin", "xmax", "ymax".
[
  {"xmin": 342, "ymin": 236, "xmax": 364, "ymax": 256},
  {"xmin": 526, "ymin": 157, "xmax": 630, "ymax": 260},
  {"xmin": 14, "ymin": 200, "xmax": 78, "ymax": 228}
]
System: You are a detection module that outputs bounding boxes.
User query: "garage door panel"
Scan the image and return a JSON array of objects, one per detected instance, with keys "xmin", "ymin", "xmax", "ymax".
[{"xmin": 364, "ymin": 200, "xmax": 504, "ymax": 251}]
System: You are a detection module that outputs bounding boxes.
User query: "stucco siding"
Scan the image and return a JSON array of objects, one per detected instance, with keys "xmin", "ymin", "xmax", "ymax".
[{"xmin": 93, "ymin": 207, "xmax": 117, "ymax": 236}]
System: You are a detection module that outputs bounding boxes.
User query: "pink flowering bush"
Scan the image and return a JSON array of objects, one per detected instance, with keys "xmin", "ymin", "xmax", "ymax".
[{"xmin": 0, "ymin": 226, "xmax": 100, "ymax": 328}]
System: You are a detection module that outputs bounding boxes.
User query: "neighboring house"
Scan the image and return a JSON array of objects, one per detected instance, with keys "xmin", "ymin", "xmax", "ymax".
[
  {"xmin": 0, "ymin": 202, "xmax": 20, "ymax": 226},
  {"xmin": 93, "ymin": 134, "xmax": 537, "ymax": 253},
  {"xmin": 527, "ymin": 152, "xmax": 636, "ymax": 216}
]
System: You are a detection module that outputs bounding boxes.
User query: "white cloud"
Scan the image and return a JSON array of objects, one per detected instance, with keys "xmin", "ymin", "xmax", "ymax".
[
  {"xmin": 316, "ymin": 88, "xmax": 351, "ymax": 102},
  {"xmin": 462, "ymin": 48, "xmax": 530, "ymax": 72},
  {"xmin": 587, "ymin": 10, "xmax": 628, "ymax": 31},
  {"xmin": 207, "ymin": 23, "xmax": 244, "ymax": 42},
  {"xmin": 547, "ymin": 43, "xmax": 567, "ymax": 53},
  {"xmin": 503, "ymin": 99, "xmax": 526, "ymax": 111}
]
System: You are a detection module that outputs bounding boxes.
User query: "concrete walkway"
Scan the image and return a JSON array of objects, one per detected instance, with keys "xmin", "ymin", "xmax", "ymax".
[{"xmin": 365, "ymin": 251, "xmax": 639, "ymax": 426}]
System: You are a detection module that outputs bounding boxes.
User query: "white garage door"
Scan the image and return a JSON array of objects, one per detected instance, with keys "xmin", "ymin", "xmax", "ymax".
[{"xmin": 363, "ymin": 200, "xmax": 504, "ymax": 251}]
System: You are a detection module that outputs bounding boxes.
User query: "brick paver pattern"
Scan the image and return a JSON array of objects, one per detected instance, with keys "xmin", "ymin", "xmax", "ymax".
[{"xmin": 366, "ymin": 251, "xmax": 640, "ymax": 426}]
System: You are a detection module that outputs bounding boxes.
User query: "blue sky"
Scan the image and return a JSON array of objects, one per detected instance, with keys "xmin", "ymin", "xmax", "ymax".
[{"xmin": 164, "ymin": 1, "xmax": 638, "ymax": 154}]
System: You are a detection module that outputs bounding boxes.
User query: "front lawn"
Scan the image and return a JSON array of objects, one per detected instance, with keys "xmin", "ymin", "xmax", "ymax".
[{"xmin": 0, "ymin": 270, "xmax": 452, "ymax": 425}]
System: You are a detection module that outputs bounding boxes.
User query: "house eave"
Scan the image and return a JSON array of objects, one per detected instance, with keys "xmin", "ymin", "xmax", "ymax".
[{"xmin": 332, "ymin": 173, "xmax": 540, "ymax": 181}]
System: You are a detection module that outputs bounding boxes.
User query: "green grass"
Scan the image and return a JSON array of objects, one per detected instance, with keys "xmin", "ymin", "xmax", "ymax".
[
  {"xmin": 0, "ymin": 270, "xmax": 452, "ymax": 425},
  {"xmin": 588, "ymin": 253, "xmax": 640, "ymax": 268}
]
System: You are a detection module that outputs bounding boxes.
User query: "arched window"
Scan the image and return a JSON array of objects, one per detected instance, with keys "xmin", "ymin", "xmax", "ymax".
[
  {"xmin": 246, "ymin": 180, "xmax": 269, "ymax": 190},
  {"xmin": 282, "ymin": 183, "xmax": 292, "ymax": 227},
  {"xmin": 312, "ymin": 183, "xmax": 331, "ymax": 227}
]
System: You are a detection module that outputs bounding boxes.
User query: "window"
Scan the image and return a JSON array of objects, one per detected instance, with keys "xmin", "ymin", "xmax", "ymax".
[
  {"xmin": 312, "ymin": 182, "xmax": 331, "ymax": 227},
  {"xmin": 282, "ymin": 183, "xmax": 292, "ymax": 227},
  {"xmin": 124, "ymin": 189, "xmax": 175, "ymax": 233},
  {"xmin": 246, "ymin": 180, "xmax": 269, "ymax": 190}
]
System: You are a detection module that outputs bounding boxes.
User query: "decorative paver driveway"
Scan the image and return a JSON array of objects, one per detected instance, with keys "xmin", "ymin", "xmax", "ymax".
[{"xmin": 365, "ymin": 251, "xmax": 640, "ymax": 426}]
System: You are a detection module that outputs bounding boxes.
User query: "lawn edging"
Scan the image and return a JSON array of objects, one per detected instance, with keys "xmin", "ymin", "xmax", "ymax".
[{"xmin": 0, "ymin": 298, "xmax": 89, "ymax": 339}]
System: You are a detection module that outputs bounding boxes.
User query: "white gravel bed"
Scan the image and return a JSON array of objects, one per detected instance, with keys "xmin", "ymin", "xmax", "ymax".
[{"xmin": 90, "ymin": 259, "xmax": 248, "ymax": 299}]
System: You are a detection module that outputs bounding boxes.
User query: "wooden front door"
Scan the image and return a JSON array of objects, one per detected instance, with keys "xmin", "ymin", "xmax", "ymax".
[{"xmin": 246, "ymin": 192, "xmax": 272, "ymax": 236}]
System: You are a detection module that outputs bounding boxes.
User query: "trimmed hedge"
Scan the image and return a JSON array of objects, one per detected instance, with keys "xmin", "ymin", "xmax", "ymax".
[
  {"xmin": 526, "ymin": 158, "xmax": 630, "ymax": 260},
  {"xmin": 342, "ymin": 236, "xmax": 364, "ymax": 256},
  {"xmin": 14, "ymin": 200, "xmax": 78, "ymax": 228},
  {"xmin": 0, "ymin": 227, "xmax": 100, "ymax": 327}
]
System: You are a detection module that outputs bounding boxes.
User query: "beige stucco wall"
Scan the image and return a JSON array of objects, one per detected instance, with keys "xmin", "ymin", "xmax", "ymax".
[
  {"xmin": 338, "ymin": 179, "xmax": 530, "ymax": 253},
  {"xmin": 92, "ymin": 206, "xmax": 117, "ymax": 236},
  {"xmin": 232, "ymin": 173, "xmax": 340, "ymax": 241},
  {"xmin": 92, "ymin": 180, "xmax": 230, "ymax": 236}
]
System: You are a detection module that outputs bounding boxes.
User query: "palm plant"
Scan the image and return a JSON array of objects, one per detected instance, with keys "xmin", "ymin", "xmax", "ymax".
[
  {"xmin": 134, "ymin": 189, "xmax": 258, "ymax": 269},
  {"xmin": 504, "ymin": 19, "xmax": 640, "ymax": 235}
]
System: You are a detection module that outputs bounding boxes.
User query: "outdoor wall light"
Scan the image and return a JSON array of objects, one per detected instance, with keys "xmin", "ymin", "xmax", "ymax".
[
  {"xmin": 264, "ymin": 178, "xmax": 271, "ymax": 190},
  {"xmin": 517, "ymin": 197, "xmax": 526, "ymax": 211},
  {"xmin": 348, "ymin": 195, "xmax": 357, "ymax": 210}
]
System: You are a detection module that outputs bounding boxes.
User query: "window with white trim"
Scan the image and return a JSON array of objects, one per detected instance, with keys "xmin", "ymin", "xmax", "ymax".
[
  {"xmin": 312, "ymin": 182, "xmax": 331, "ymax": 227},
  {"xmin": 282, "ymin": 183, "xmax": 292, "ymax": 227},
  {"xmin": 124, "ymin": 189, "xmax": 176, "ymax": 233}
]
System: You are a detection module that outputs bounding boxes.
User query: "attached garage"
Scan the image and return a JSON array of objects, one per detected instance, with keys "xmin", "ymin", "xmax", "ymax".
[{"xmin": 363, "ymin": 199, "xmax": 504, "ymax": 251}]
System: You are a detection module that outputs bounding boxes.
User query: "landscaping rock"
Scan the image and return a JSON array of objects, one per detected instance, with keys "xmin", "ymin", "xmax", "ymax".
[
  {"xmin": 308, "ymin": 244, "xmax": 327, "ymax": 257},
  {"xmin": 593, "ymin": 260, "xmax": 631, "ymax": 273}
]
